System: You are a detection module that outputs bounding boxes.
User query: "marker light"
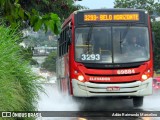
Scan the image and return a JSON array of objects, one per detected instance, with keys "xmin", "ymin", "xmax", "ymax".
[
  {"xmin": 142, "ymin": 74, "xmax": 148, "ymax": 80},
  {"xmin": 78, "ymin": 75, "xmax": 84, "ymax": 81},
  {"xmin": 74, "ymin": 70, "xmax": 78, "ymax": 74}
]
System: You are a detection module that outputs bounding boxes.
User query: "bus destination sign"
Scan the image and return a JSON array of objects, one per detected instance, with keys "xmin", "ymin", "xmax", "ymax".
[{"xmin": 84, "ymin": 13, "xmax": 139, "ymax": 22}]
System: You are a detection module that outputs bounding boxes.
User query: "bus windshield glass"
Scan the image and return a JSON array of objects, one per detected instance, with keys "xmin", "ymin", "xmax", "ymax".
[{"xmin": 75, "ymin": 26, "xmax": 150, "ymax": 63}]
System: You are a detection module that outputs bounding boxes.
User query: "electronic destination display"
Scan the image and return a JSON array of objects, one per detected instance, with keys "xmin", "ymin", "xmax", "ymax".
[{"xmin": 84, "ymin": 13, "xmax": 139, "ymax": 22}]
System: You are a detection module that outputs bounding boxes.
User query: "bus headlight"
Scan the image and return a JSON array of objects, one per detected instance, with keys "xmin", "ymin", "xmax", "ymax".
[
  {"xmin": 78, "ymin": 75, "xmax": 84, "ymax": 81},
  {"xmin": 142, "ymin": 74, "xmax": 148, "ymax": 80}
]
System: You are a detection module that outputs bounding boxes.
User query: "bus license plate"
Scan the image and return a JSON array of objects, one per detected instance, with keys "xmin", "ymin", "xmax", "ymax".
[{"xmin": 106, "ymin": 86, "xmax": 120, "ymax": 91}]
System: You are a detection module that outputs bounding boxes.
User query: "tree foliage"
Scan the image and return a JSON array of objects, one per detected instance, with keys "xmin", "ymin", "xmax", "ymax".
[
  {"xmin": 152, "ymin": 22, "xmax": 160, "ymax": 70},
  {"xmin": 114, "ymin": 0, "xmax": 160, "ymax": 16},
  {"xmin": 18, "ymin": 0, "xmax": 87, "ymax": 22},
  {"xmin": 0, "ymin": 0, "xmax": 61, "ymax": 34}
]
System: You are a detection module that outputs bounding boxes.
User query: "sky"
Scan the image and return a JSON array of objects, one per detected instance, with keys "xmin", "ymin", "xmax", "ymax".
[{"xmin": 75, "ymin": 0, "xmax": 115, "ymax": 9}]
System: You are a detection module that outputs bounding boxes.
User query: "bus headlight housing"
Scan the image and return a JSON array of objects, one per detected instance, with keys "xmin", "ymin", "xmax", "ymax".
[{"xmin": 141, "ymin": 69, "xmax": 151, "ymax": 80}]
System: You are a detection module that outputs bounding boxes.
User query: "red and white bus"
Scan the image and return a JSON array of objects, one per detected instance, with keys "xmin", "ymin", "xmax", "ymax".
[{"xmin": 56, "ymin": 9, "xmax": 154, "ymax": 107}]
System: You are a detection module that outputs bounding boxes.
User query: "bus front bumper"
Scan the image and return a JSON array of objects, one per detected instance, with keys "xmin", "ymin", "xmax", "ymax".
[{"xmin": 72, "ymin": 78, "xmax": 152, "ymax": 97}]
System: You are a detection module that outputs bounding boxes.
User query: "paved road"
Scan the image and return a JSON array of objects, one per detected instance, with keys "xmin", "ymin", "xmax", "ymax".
[{"xmin": 37, "ymin": 83, "xmax": 160, "ymax": 120}]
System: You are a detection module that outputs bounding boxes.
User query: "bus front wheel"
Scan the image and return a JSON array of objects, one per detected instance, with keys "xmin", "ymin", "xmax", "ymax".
[{"xmin": 133, "ymin": 97, "xmax": 143, "ymax": 107}]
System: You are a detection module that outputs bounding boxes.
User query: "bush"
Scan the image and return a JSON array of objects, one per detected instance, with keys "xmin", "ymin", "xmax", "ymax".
[{"xmin": 0, "ymin": 25, "xmax": 42, "ymax": 119}]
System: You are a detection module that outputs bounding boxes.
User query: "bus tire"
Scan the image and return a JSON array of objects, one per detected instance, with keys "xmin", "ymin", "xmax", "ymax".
[{"xmin": 133, "ymin": 97, "xmax": 143, "ymax": 107}]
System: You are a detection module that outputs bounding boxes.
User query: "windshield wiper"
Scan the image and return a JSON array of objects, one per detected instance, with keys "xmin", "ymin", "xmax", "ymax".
[
  {"xmin": 120, "ymin": 25, "xmax": 131, "ymax": 53},
  {"xmin": 87, "ymin": 25, "xmax": 94, "ymax": 54}
]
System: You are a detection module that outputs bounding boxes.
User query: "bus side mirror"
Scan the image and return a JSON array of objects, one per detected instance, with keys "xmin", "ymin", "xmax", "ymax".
[{"xmin": 67, "ymin": 29, "xmax": 72, "ymax": 45}]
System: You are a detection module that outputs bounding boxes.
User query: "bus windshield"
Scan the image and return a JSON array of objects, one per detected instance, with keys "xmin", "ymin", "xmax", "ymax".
[{"xmin": 75, "ymin": 26, "xmax": 150, "ymax": 64}]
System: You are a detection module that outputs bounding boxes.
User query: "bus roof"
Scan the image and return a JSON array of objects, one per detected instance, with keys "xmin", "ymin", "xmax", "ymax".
[{"xmin": 76, "ymin": 8, "xmax": 147, "ymax": 13}]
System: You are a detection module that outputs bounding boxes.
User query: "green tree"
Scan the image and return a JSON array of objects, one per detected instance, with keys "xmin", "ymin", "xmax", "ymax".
[
  {"xmin": 152, "ymin": 22, "xmax": 160, "ymax": 70},
  {"xmin": 0, "ymin": 0, "xmax": 61, "ymax": 34},
  {"xmin": 114, "ymin": 0, "xmax": 160, "ymax": 16},
  {"xmin": 18, "ymin": 0, "xmax": 87, "ymax": 22},
  {"xmin": 41, "ymin": 51, "xmax": 57, "ymax": 72}
]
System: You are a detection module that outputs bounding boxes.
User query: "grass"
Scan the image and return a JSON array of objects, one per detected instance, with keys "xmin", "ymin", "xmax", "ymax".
[{"xmin": 0, "ymin": 25, "xmax": 42, "ymax": 120}]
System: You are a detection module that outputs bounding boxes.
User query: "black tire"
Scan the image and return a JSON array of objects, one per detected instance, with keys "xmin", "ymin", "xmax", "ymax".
[{"xmin": 133, "ymin": 97, "xmax": 143, "ymax": 107}]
